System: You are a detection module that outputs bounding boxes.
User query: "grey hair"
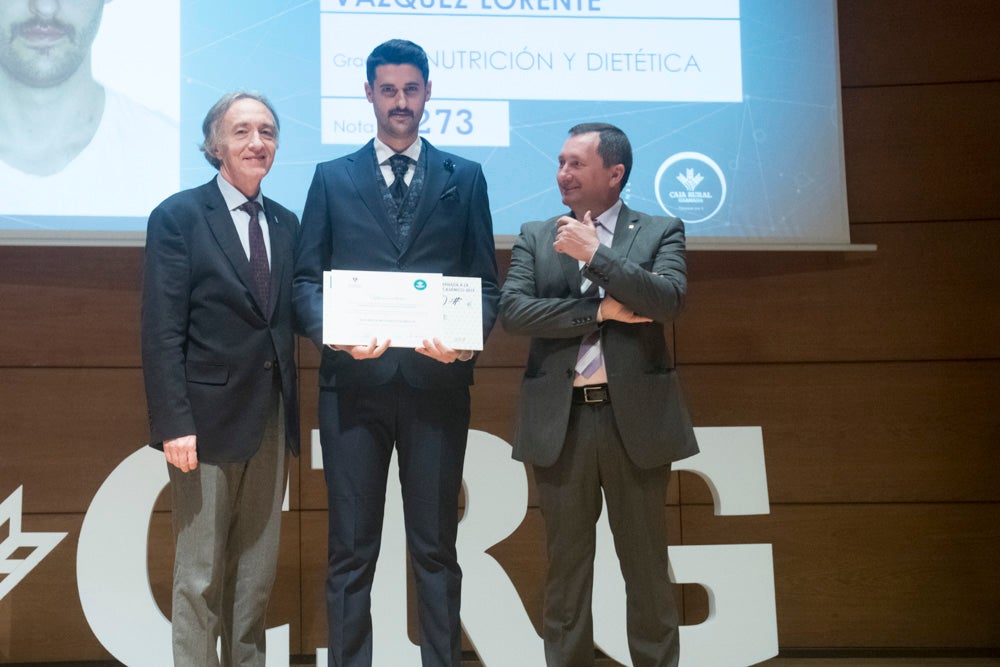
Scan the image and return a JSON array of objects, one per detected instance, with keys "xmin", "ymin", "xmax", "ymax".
[{"xmin": 199, "ymin": 91, "xmax": 280, "ymax": 169}]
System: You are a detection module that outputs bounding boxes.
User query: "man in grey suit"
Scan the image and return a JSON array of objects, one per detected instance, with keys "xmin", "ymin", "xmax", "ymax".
[
  {"xmin": 499, "ymin": 123, "xmax": 699, "ymax": 667},
  {"xmin": 142, "ymin": 91, "xmax": 300, "ymax": 666}
]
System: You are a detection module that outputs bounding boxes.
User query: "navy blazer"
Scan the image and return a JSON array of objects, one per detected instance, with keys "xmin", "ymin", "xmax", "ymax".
[
  {"xmin": 499, "ymin": 204, "xmax": 699, "ymax": 469},
  {"xmin": 293, "ymin": 139, "xmax": 499, "ymax": 390},
  {"xmin": 141, "ymin": 178, "xmax": 301, "ymax": 462}
]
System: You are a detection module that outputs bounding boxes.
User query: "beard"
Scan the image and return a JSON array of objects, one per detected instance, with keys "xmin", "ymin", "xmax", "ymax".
[{"xmin": 0, "ymin": 12, "xmax": 103, "ymax": 88}]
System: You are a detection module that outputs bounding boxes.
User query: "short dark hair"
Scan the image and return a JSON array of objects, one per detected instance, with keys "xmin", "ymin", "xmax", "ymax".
[
  {"xmin": 366, "ymin": 39, "xmax": 429, "ymax": 85},
  {"xmin": 569, "ymin": 122, "xmax": 633, "ymax": 191},
  {"xmin": 199, "ymin": 91, "xmax": 280, "ymax": 170}
]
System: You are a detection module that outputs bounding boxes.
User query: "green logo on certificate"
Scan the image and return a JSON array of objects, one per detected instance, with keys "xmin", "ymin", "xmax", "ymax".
[{"xmin": 413, "ymin": 279, "xmax": 427, "ymax": 291}]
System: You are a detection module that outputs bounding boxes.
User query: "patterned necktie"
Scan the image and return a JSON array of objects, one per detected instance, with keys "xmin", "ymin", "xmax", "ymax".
[
  {"xmin": 239, "ymin": 199, "xmax": 269, "ymax": 311},
  {"xmin": 388, "ymin": 153, "xmax": 411, "ymax": 207},
  {"xmin": 575, "ymin": 221, "xmax": 612, "ymax": 379},
  {"xmin": 575, "ymin": 276, "xmax": 602, "ymax": 378}
]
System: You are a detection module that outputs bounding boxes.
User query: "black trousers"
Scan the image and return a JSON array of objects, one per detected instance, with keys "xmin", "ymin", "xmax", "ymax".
[{"xmin": 319, "ymin": 380, "xmax": 470, "ymax": 667}]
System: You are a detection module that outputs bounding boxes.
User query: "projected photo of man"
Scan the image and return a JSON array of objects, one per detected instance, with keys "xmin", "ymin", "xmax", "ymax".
[{"xmin": 0, "ymin": 0, "xmax": 179, "ymax": 218}]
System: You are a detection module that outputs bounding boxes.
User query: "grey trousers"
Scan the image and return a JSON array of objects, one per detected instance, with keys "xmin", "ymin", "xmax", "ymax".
[
  {"xmin": 533, "ymin": 401, "xmax": 679, "ymax": 667},
  {"xmin": 168, "ymin": 399, "xmax": 288, "ymax": 667}
]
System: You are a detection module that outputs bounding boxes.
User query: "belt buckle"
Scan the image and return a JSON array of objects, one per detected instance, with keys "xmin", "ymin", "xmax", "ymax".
[{"xmin": 583, "ymin": 385, "xmax": 604, "ymax": 403}]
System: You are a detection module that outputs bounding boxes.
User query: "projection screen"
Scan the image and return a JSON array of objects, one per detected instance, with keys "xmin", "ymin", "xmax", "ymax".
[{"xmin": 0, "ymin": 0, "xmax": 853, "ymax": 249}]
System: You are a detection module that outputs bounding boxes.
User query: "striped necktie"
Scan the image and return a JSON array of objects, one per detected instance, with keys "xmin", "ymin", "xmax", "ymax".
[{"xmin": 575, "ymin": 221, "xmax": 612, "ymax": 378}]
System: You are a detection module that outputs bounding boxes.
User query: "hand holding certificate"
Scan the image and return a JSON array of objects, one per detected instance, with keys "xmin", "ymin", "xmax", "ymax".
[{"xmin": 323, "ymin": 270, "xmax": 483, "ymax": 351}]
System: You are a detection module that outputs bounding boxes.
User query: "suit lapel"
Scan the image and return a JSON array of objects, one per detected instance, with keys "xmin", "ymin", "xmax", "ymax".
[
  {"xmin": 405, "ymin": 139, "xmax": 447, "ymax": 255},
  {"xmin": 263, "ymin": 198, "xmax": 288, "ymax": 320},
  {"xmin": 551, "ymin": 216, "xmax": 584, "ymax": 295},
  {"xmin": 201, "ymin": 181, "xmax": 265, "ymax": 312},
  {"xmin": 346, "ymin": 141, "xmax": 402, "ymax": 252},
  {"xmin": 611, "ymin": 204, "xmax": 641, "ymax": 257}
]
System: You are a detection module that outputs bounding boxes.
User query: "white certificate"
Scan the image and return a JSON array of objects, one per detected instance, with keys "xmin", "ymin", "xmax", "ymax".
[
  {"xmin": 441, "ymin": 276, "xmax": 483, "ymax": 351},
  {"xmin": 324, "ymin": 270, "xmax": 442, "ymax": 349},
  {"xmin": 323, "ymin": 271, "xmax": 485, "ymax": 350}
]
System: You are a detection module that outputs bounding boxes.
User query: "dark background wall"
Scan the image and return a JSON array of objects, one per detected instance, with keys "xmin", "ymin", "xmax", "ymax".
[{"xmin": 1, "ymin": 0, "xmax": 998, "ymax": 661}]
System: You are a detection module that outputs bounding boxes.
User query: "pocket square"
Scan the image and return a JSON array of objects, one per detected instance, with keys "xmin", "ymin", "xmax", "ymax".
[{"xmin": 440, "ymin": 185, "xmax": 460, "ymax": 201}]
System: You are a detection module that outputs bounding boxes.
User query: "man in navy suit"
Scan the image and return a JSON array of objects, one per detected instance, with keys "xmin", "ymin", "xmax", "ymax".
[
  {"xmin": 293, "ymin": 39, "xmax": 499, "ymax": 667},
  {"xmin": 141, "ymin": 91, "xmax": 300, "ymax": 666},
  {"xmin": 499, "ymin": 123, "xmax": 699, "ymax": 667}
]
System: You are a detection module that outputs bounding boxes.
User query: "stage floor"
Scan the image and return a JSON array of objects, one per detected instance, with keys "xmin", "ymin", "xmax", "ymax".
[
  {"xmin": 8, "ymin": 658, "xmax": 1000, "ymax": 666},
  {"xmin": 759, "ymin": 660, "xmax": 1000, "ymax": 667}
]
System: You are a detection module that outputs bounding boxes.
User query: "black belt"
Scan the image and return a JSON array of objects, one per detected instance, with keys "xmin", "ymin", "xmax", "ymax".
[{"xmin": 572, "ymin": 383, "xmax": 610, "ymax": 404}]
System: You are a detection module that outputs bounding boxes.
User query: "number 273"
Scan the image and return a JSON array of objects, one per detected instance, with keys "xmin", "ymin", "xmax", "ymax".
[{"xmin": 419, "ymin": 108, "xmax": 473, "ymax": 136}]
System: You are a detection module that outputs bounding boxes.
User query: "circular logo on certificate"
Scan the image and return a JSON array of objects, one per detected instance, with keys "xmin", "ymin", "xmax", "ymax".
[
  {"xmin": 654, "ymin": 152, "xmax": 727, "ymax": 223},
  {"xmin": 413, "ymin": 279, "xmax": 428, "ymax": 291}
]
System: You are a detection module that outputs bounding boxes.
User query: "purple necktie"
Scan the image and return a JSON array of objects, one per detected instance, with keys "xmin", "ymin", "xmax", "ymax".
[
  {"xmin": 575, "ymin": 279, "xmax": 602, "ymax": 378},
  {"xmin": 575, "ymin": 221, "xmax": 612, "ymax": 379},
  {"xmin": 239, "ymin": 199, "xmax": 269, "ymax": 311}
]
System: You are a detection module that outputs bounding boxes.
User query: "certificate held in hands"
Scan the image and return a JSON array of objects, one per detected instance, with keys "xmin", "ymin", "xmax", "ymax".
[{"xmin": 323, "ymin": 270, "xmax": 483, "ymax": 350}]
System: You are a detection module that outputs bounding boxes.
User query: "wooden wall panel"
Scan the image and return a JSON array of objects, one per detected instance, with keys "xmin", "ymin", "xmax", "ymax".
[
  {"xmin": 0, "ymin": 511, "xmax": 303, "ymax": 663},
  {"xmin": 681, "ymin": 504, "xmax": 1000, "ymax": 648},
  {"xmin": 294, "ymin": 373, "xmax": 511, "ymax": 513},
  {"xmin": 0, "ymin": 246, "xmax": 142, "ymax": 368},
  {"xmin": 299, "ymin": 506, "xmax": 685, "ymax": 656},
  {"xmin": 842, "ymin": 83, "xmax": 1000, "ymax": 223},
  {"xmin": 297, "ymin": 366, "xmax": 527, "ymax": 511},
  {"xmin": 678, "ymin": 360, "xmax": 1000, "ymax": 504},
  {"xmin": 17, "ymin": 503, "xmax": 998, "ymax": 658},
  {"xmin": 295, "ymin": 369, "xmax": 324, "ymax": 511},
  {"xmin": 837, "ymin": 0, "xmax": 1000, "ymax": 86},
  {"xmin": 0, "ymin": 366, "xmax": 297, "ymax": 515},
  {"xmin": 0, "ymin": 514, "xmax": 105, "ymax": 662},
  {"xmin": 468, "ymin": 367, "xmax": 521, "ymax": 445},
  {"xmin": 677, "ymin": 221, "xmax": 1000, "ymax": 364},
  {"xmin": 0, "ymin": 368, "xmax": 150, "ymax": 514},
  {"xmin": 294, "ymin": 367, "xmax": 679, "ymax": 514},
  {"xmin": 299, "ymin": 511, "xmax": 327, "ymax": 655},
  {"xmin": 296, "ymin": 365, "xmax": 526, "ymax": 462},
  {"xmin": 0, "ymin": 368, "xmax": 299, "ymax": 513}
]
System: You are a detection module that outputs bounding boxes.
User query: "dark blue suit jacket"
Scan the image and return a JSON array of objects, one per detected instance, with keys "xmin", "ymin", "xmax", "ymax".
[
  {"xmin": 293, "ymin": 139, "xmax": 499, "ymax": 389},
  {"xmin": 141, "ymin": 178, "xmax": 301, "ymax": 462}
]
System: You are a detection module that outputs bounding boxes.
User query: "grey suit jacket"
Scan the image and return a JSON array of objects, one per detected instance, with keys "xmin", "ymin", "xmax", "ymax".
[
  {"xmin": 499, "ymin": 204, "xmax": 699, "ymax": 469},
  {"xmin": 141, "ymin": 178, "xmax": 301, "ymax": 462}
]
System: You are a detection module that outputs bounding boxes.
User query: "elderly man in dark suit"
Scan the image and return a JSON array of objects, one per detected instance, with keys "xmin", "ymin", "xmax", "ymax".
[
  {"xmin": 499, "ymin": 122, "xmax": 699, "ymax": 667},
  {"xmin": 293, "ymin": 39, "xmax": 499, "ymax": 667},
  {"xmin": 141, "ymin": 91, "xmax": 300, "ymax": 666}
]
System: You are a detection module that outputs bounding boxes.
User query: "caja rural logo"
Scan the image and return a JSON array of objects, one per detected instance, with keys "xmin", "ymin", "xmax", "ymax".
[{"xmin": 655, "ymin": 151, "xmax": 727, "ymax": 223}]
